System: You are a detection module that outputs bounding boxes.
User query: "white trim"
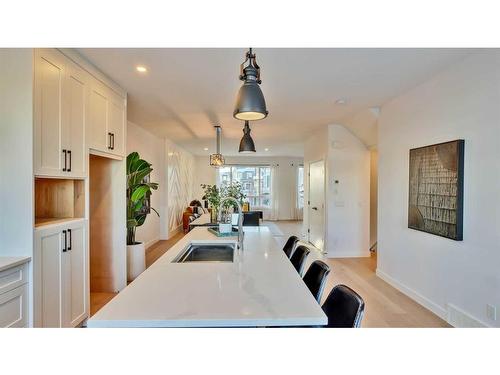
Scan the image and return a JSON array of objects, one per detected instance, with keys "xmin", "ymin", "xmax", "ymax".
[
  {"xmin": 89, "ymin": 148, "xmax": 123, "ymax": 161},
  {"xmin": 446, "ymin": 303, "xmax": 489, "ymax": 328},
  {"xmin": 144, "ymin": 237, "xmax": 160, "ymax": 250},
  {"xmin": 168, "ymin": 225, "xmax": 182, "ymax": 239},
  {"xmin": 327, "ymin": 251, "xmax": 371, "ymax": 258},
  {"xmin": 376, "ymin": 268, "xmax": 447, "ymax": 320},
  {"xmin": 57, "ymin": 48, "xmax": 127, "ymax": 98}
]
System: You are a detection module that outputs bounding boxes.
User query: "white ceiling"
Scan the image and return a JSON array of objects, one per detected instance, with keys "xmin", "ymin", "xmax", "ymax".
[{"xmin": 78, "ymin": 48, "xmax": 472, "ymax": 156}]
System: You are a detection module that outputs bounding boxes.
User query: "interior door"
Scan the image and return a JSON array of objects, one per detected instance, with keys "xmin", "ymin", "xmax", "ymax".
[
  {"xmin": 34, "ymin": 226, "xmax": 63, "ymax": 327},
  {"xmin": 63, "ymin": 61, "xmax": 87, "ymax": 177},
  {"xmin": 62, "ymin": 221, "xmax": 87, "ymax": 327},
  {"xmin": 308, "ymin": 160, "xmax": 325, "ymax": 251},
  {"xmin": 34, "ymin": 49, "xmax": 65, "ymax": 176}
]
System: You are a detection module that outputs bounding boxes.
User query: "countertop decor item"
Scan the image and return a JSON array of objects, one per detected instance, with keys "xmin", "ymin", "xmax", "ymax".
[
  {"xmin": 201, "ymin": 182, "xmax": 247, "ymax": 223},
  {"xmin": 233, "ymin": 48, "xmax": 268, "ymax": 121},
  {"xmin": 408, "ymin": 139, "xmax": 464, "ymax": 240}
]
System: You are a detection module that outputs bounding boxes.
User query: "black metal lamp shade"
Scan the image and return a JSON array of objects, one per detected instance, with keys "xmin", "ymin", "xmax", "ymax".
[
  {"xmin": 239, "ymin": 121, "xmax": 256, "ymax": 153},
  {"xmin": 233, "ymin": 48, "xmax": 268, "ymax": 121}
]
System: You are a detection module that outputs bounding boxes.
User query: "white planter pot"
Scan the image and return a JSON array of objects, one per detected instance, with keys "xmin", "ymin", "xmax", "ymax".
[{"xmin": 127, "ymin": 242, "xmax": 146, "ymax": 282}]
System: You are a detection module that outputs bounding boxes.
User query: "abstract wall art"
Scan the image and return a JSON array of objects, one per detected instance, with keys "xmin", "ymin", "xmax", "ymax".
[{"xmin": 408, "ymin": 140, "xmax": 464, "ymax": 240}]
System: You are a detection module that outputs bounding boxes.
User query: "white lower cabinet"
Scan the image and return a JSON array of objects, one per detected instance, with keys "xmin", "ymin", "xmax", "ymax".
[
  {"xmin": 34, "ymin": 220, "xmax": 88, "ymax": 327},
  {"xmin": 0, "ymin": 262, "xmax": 29, "ymax": 328}
]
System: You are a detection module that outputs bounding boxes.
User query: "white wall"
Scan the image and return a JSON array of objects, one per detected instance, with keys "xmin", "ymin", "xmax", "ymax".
[
  {"xmin": 377, "ymin": 51, "xmax": 500, "ymax": 327},
  {"xmin": 0, "ymin": 49, "xmax": 34, "ymax": 257},
  {"xmin": 326, "ymin": 125, "xmax": 370, "ymax": 257},
  {"xmin": 193, "ymin": 155, "xmax": 304, "ymax": 221},
  {"xmin": 304, "ymin": 125, "xmax": 370, "ymax": 257},
  {"xmin": 127, "ymin": 121, "xmax": 195, "ymax": 243},
  {"xmin": 127, "ymin": 121, "xmax": 165, "ymax": 248}
]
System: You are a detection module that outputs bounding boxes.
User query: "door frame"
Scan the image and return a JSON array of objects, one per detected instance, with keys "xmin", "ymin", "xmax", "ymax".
[{"xmin": 308, "ymin": 159, "xmax": 326, "ymax": 253}]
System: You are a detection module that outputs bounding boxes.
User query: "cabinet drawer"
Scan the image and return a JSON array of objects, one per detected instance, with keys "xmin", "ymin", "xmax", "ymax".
[
  {"xmin": 0, "ymin": 284, "xmax": 28, "ymax": 328},
  {"xmin": 0, "ymin": 263, "xmax": 28, "ymax": 295}
]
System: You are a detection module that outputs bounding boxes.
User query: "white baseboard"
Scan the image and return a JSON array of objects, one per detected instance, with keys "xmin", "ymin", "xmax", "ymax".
[
  {"xmin": 446, "ymin": 303, "xmax": 489, "ymax": 328},
  {"xmin": 327, "ymin": 251, "xmax": 371, "ymax": 258},
  {"xmin": 168, "ymin": 225, "xmax": 182, "ymax": 239},
  {"xmin": 375, "ymin": 268, "xmax": 447, "ymax": 321},
  {"xmin": 144, "ymin": 237, "xmax": 160, "ymax": 250}
]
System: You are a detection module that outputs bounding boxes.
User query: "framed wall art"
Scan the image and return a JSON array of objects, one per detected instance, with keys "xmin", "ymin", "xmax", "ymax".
[{"xmin": 408, "ymin": 139, "xmax": 464, "ymax": 240}]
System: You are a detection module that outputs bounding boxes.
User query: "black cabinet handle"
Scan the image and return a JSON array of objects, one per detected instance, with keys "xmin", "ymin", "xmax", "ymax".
[
  {"xmin": 67, "ymin": 229, "xmax": 72, "ymax": 251},
  {"xmin": 111, "ymin": 133, "xmax": 115, "ymax": 150},
  {"xmin": 67, "ymin": 150, "xmax": 72, "ymax": 172},
  {"xmin": 62, "ymin": 230, "xmax": 67, "ymax": 252},
  {"xmin": 108, "ymin": 132, "xmax": 112, "ymax": 149},
  {"xmin": 62, "ymin": 150, "xmax": 67, "ymax": 171}
]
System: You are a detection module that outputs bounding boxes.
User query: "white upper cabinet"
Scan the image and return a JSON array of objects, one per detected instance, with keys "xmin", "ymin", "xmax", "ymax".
[
  {"xmin": 63, "ymin": 60, "xmax": 88, "ymax": 178},
  {"xmin": 87, "ymin": 76, "xmax": 126, "ymax": 158},
  {"xmin": 88, "ymin": 79, "xmax": 109, "ymax": 152},
  {"xmin": 34, "ymin": 49, "xmax": 65, "ymax": 177},
  {"xmin": 34, "ymin": 49, "xmax": 88, "ymax": 178},
  {"xmin": 107, "ymin": 92, "xmax": 126, "ymax": 157}
]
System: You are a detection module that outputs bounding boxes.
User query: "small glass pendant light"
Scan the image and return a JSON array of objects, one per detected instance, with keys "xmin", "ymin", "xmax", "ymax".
[{"xmin": 209, "ymin": 125, "xmax": 225, "ymax": 167}]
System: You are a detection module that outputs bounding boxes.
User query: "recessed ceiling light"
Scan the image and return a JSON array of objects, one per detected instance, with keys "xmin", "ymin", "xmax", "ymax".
[
  {"xmin": 136, "ymin": 66, "xmax": 147, "ymax": 73},
  {"xmin": 335, "ymin": 98, "xmax": 347, "ymax": 105},
  {"xmin": 203, "ymin": 147, "xmax": 209, "ymax": 151},
  {"xmin": 264, "ymin": 148, "xmax": 269, "ymax": 151}
]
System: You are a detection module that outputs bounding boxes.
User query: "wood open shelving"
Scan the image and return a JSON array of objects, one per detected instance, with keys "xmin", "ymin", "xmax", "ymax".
[{"xmin": 34, "ymin": 178, "xmax": 85, "ymax": 228}]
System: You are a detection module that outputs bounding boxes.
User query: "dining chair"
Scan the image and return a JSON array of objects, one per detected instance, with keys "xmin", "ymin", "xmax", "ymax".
[
  {"xmin": 242, "ymin": 212, "xmax": 260, "ymax": 226},
  {"xmin": 303, "ymin": 260, "xmax": 331, "ymax": 303},
  {"xmin": 321, "ymin": 284, "xmax": 365, "ymax": 328},
  {"xmin": 290, "ymin": 245, "xmax": 310, "ymax": 276},
  {"xmin": 282, "ymin": 235, "xmax": 299, "ymax": 258}
]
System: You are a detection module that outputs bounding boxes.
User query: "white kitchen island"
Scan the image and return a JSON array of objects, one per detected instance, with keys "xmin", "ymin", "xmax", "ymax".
[{"xmin": 87, "ymin": 226, "xmax": 327, "ymax": 327}]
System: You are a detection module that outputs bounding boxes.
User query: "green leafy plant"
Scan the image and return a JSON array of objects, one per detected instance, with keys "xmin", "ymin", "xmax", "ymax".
[
  {"xmin": 127, "ymin": 152, "xmax": 159, "ymax": 245},
  {"xmin": 201, "ymin": 182, "xmax": 247, "ymax": 213}
]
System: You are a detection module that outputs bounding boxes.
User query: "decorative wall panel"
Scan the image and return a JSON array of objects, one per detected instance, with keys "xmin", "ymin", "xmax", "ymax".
[{"xmin": 166, "ymin": 141, "xmax": 194, "ymax": 233}]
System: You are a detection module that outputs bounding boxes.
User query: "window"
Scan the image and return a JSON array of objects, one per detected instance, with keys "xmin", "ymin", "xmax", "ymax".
[
  {"xmin": 217, "ymin": 165, "xmax": 272, "ymax": 208},
  {"xmin": 297, "ymin": 166, "xmax": 304, "ymax": 209}
]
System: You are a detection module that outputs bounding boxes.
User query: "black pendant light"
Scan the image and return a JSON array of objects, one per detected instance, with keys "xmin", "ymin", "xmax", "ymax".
[
  {"xmin": 233, "ymin": 48, "xmax": 268, "ymax": 121},
  {"xmin": 209, "ymin": 125, "xmax": 225, "ymax": 167},
  {"xmin": 239, "ymin": 121, "xmax": 256, "ymax": 153}
]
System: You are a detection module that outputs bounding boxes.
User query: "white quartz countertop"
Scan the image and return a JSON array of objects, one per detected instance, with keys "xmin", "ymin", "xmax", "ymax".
[
  {"xmin": 88, "ymin": 227, "xmax": 327, "ymax": 327},
  {"xmin": 0, "ymin": 256, "xmax": 31, "ymax": 272}
]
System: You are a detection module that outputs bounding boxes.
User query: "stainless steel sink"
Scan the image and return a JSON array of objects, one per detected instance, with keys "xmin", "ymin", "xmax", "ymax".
[{"xmin": 173, "ymin": 243, "xmax": 236, "ymax": 263}]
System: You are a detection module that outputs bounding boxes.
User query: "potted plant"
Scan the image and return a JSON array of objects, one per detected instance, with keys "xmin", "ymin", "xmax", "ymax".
[
  {"xmin": 201, "ymin": 182, "xmax": 246, "ymax": 223},
  {"xmin": 201, "ymin": 184, "xmax": 222, "ymax": 223},
  {"xmin": 126, "ymin": 152, "xmax": 159, "ymax": 281}
]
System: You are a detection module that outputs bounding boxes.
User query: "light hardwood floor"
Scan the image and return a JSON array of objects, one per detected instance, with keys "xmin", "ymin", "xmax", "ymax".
[
  {"xmin": 89, "ymin": 231, "xmax": 185, "ymax": 317},
  {"xmin": 269, "ymin": 220, "xmax": 449, "ymax": 327},
  {"xmin": 90, "ymin": 221, "xmax": 449, "ymax": 327}
]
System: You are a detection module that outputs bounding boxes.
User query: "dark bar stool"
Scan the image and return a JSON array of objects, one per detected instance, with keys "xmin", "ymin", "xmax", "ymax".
[
  {"xmin": 321, "ymin": 284, "xmax": 365, "ymax": 328},
  {"xmin": 303, "ymin": 260, "xmax": 331, "ymax": 303},
  {"xmin": 282, "ymin": 235, "xmax": 299, "ymax": 258},
  {"xmin": 290, "ymin": 245, "xmax": 310, "ymax": 276}
]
